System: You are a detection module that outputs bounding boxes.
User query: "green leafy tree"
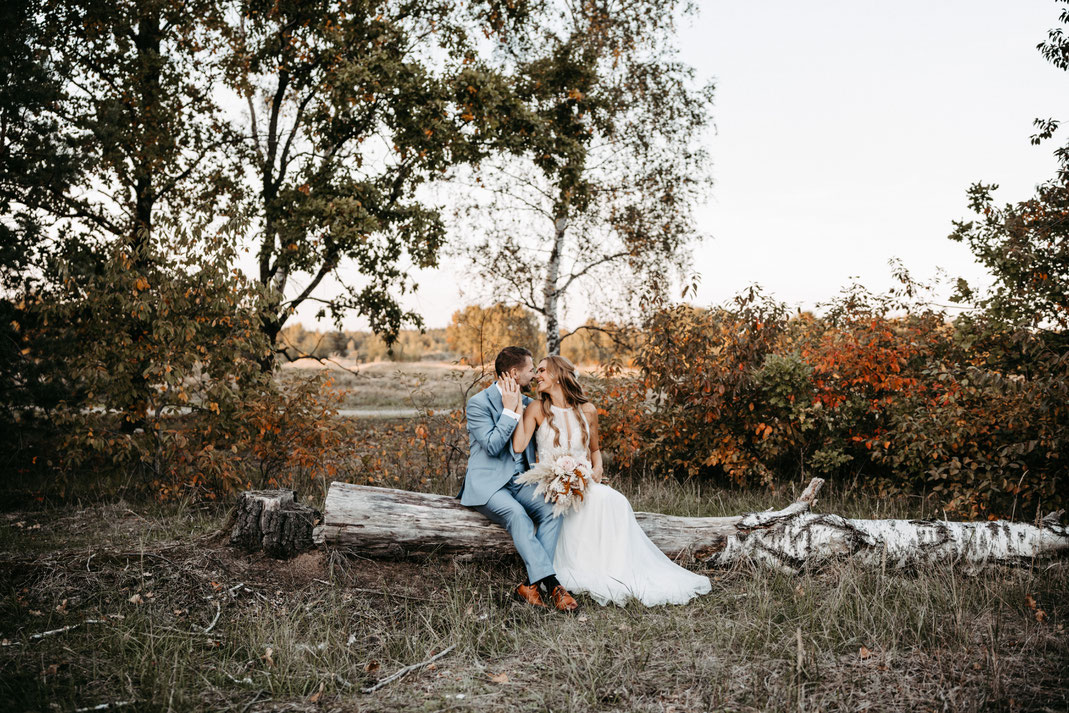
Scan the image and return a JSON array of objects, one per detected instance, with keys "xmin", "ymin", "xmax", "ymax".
[
  {"xmin": 454, "ymin": 0, "xmax": 714, "ymax": 355},
  {"xmin": 32, "ymin": 0, "xmax": 233, "ymax": 250},
  {"xmin": 950, "ymin": 0, "xmax": 1069, "ymax": 334},
  {"xmin": 2, "ymin": 0, "xmax": 240, "ymax": 428},
  {"xmin": 219, "ymin": 0, "xmax": 536, "ymax": 369},
  {"xmin": 0, "ymin": 0, "xmax": 81, "ymax": 291}
]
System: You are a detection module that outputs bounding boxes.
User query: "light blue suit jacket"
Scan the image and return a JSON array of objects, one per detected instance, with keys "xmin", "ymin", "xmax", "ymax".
[{"xmin": 457, "ymin": 384, "xmax": 538, "ymax": 507}]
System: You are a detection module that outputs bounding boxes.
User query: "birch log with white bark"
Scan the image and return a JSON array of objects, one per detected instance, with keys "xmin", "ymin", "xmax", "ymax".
[{"xmin": 311, "ymin": 479, "xmax": 1069, "ymax": 571}]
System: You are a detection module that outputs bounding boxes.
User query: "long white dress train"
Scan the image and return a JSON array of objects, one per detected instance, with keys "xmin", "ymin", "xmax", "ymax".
[{"xmin": 539, "ymin": 404, "xmax": 712, "ymax": 606}]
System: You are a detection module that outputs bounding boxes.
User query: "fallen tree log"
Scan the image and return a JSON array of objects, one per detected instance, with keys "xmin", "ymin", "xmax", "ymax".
[{"xmin": 311, "ymin": 478, "xmax": 1069, "ymax": 571}]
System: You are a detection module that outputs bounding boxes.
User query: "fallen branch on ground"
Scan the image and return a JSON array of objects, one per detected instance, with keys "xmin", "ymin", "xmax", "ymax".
[
  {"xmin": 202, "ymin": 600, "xmax": 222, "ymax": 634},
  {"xmin": 362, "ymin": 644, "xmax": 457, "ymax": 694},
  {"xmin": 306, "ymin": 479, "xmax": 1068, "ymax": 573},
  {"xmin": 73, "ymin": 702, "xmax": 135, "ymax": 713},
  {"xmin": 3, "ymin": 617, "xmax": 115, "ymax": 646}
]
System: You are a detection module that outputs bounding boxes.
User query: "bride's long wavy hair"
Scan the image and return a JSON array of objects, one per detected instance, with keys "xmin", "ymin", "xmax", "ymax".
[{"xmin": 539, "ymin": 355, "xmax": 590, "ymax": 449}]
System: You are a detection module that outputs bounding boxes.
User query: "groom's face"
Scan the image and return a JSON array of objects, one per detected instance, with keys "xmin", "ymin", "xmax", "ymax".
[{"xmin": 509, "ymin": 356, "xmax": 536, "ymax": 389}]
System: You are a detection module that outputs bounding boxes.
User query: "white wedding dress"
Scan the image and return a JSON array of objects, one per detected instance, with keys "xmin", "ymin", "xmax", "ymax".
[{"xmin": 538, "ymin": 404, "xmax": 712, "ymax": 606}]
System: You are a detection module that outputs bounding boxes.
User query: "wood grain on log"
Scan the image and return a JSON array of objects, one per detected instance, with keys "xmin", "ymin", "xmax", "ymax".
[
  {"xmin": 313, "ymin": 478, "xmax": 1069, "ymax": 572},
  {"xmin": 312, "ymin": 480, "xmax": 817, "ymax": 558}
]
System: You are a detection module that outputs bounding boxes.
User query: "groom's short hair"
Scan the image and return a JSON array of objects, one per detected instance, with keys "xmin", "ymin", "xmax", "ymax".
[{"xmin": 495, "ymin": 346, "xmax": 532, "ymax": 377}]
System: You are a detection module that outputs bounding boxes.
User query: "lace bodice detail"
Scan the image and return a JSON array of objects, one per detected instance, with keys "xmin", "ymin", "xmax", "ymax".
[{"xmin": 535, "ymin": 404, "xmax": 591, "ymax": 464}]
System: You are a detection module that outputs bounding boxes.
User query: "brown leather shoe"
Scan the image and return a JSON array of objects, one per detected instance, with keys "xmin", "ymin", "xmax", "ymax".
[
  {"xmin": 549, "ymin": 585, "xmax": 579, "ymax": 612},
  {"xmin": 513, "ymin": 583, "xmax": 547, "ymax": 608}
]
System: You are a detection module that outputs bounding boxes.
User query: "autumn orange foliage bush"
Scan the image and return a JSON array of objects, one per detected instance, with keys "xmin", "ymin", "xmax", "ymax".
[
  {"xmin": 4, "ymin": 228, "xmax": 356, "ymax": 501},
  {"xmin": 596, "ymin": 287, "xmax": 1068, "ymax": 518}
]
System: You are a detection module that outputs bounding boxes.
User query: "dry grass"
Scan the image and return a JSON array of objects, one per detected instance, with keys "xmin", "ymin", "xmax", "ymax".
[
  {"xmin": 1, "ymin": 490, "xmax": 1066, "ymax": 713},
  {"xmin": 278, "ymin": 361, "xmax": 484, "ymax": 412},
  {"xmin": 277, "ymin": 360, "xmax": 612, "ymax": 413}
]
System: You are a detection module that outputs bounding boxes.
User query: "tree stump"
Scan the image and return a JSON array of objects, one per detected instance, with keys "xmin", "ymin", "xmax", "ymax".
[{"xmin": 230, "ymin": 490, "xmax": 320, "ymax": 559}]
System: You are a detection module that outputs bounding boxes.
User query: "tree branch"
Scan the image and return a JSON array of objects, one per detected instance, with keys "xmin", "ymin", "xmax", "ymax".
[{"xmin": 557, "ymin": 250, "xmax": 631, "ymax": 296}]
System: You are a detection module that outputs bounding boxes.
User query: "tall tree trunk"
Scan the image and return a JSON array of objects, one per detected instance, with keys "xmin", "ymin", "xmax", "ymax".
[
  {"xmin": 254, "ymin": 70, "xmax": 290, "ymax": 374},
  {"xmin": 131, "ymin": 10, "xmax": 161, "ymax": 253},
  {"xmin": 124, "ymin": 8, "xmax": 163, "ymax": 432},
  {"xmin": 543, "ymin": 211, "xmax": 568, "ymax": 355}
]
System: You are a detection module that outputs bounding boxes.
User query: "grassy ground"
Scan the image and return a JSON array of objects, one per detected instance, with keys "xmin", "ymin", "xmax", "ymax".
[
  {"xmin": 3, "ymin": 370, "xmax": 1066, "ymax": 711},
  {"xmin": 1, "ymin": 482, "xmax": 1066, "ymax": 713}
]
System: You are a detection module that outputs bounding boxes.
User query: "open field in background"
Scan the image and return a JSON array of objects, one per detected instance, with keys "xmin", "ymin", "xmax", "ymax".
[
  {"xmin": 278, "ymin": 360, "xmax": 614, "ymax": 413},
  {"xmin": 279, "ymin": 359, "xmax": 480, "ymax": 413},
  {"xmin": 0, "ymin": 490, "xmax": 1066, "ymax": 713}
]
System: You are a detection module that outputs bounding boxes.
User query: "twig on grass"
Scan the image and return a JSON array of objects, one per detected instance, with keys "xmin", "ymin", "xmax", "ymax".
[
  {"xmin": 202, "ymin": 600, "xmax": 222, "ymax": 634},
  {"xmin": 3, "ymin": 617, "xmax": 111, "ymax": 645},
  {"xmin": 73, "ymin": 701, "xmax": 135, "ymax": 712},
  {"xmin": 362, "ymin": 644, "xmax": 457, "ymax": 694},
  {"xmin": 222, "ymin": 670, "xmax": 255, "ymax": 686},
  {"xmin": 238, "ymin": 690, "xmax": 268, "ymax": 713}
]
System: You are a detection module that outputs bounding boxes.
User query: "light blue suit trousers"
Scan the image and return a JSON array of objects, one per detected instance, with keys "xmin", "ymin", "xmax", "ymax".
[{"xmin": 459, "ymin": 384, "xmax": 559, "ymax": 584}]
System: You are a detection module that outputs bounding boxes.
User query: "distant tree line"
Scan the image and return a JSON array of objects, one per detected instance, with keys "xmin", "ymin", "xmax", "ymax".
[{"xmin": 280, "ymin": 303, "xmax": 637, "ymax": 365}]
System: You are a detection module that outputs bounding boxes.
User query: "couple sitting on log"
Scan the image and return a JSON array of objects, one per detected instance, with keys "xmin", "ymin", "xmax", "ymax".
[{"xmin": 457, "ymin": 346, "xmax": 712, "ymax": 610}]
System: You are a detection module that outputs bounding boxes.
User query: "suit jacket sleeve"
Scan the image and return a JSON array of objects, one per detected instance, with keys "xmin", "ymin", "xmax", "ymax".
[{"xmin": 467, "ymin": 394, "xmax": 519, "ymax": 458}]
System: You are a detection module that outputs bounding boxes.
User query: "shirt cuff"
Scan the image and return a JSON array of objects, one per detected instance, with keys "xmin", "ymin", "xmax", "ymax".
[{"xmin": 501, "ymin": 408, "xmax": 522, "ymax": 421}]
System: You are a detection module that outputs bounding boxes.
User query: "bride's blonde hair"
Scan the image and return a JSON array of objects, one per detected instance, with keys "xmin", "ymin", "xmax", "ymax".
[{"xmin": 539, "ymin": 355, "xmax": 589, "ymax": 449}]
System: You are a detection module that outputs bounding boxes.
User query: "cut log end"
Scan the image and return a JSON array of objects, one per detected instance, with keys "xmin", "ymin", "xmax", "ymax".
[{"xmin": 230, "ymin": 490, "xmax": 321, "ymax": 559}]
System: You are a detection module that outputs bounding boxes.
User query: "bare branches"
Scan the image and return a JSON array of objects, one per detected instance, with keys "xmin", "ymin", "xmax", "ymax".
[
  {"xmin": 557, "ymin": 250, "xmax": 632, "ymax": 297},
  {"xmin": 451, "ymin": 0, "xmax": 713, "ymax": 354}
]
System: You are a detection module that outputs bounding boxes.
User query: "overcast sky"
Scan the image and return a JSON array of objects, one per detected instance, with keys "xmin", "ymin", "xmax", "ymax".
[{"xmin": 296, "ymin": 0, "xmax": 1069, "ymax": 331}]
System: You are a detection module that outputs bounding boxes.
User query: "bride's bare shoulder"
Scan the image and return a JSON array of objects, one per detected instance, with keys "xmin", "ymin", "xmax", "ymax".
[
  {"xmin": 525, "ymin": 399, "xmax": 545, "ymax": 419},
  {"xmin": 580, "ymin": 402, "xmax": 598, "ymax": 417}
]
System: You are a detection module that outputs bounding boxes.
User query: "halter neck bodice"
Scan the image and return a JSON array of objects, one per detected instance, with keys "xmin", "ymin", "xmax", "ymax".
[{"xmin": 536, "ymin": 402, "xmax": 590, "ymax": 463}]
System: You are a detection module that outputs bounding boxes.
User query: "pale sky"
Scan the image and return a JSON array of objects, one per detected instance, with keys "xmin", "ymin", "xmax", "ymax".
[{"xmin": 298, "ymin": 0, "xmax": 1069, "ymax": 331}]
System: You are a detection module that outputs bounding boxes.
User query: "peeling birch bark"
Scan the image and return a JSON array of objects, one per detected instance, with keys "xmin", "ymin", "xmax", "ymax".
[
  {"xmin": 710, "ymin": 501, "xmax": 1069, "ymax": 573},
  {"xmin": 307, "ymin": 479, "xmax": 1069, "ymax": 571}
]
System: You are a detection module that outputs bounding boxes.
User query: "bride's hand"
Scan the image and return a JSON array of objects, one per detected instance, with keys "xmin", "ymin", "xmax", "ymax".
[{"xmin": 591, "ymin": 464, "xmax": 603, "ymax": 483}]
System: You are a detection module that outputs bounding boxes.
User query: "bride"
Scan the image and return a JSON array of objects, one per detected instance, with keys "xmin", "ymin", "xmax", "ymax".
[{"xmin": 511, "ymin": 355, "xmax": 712, "ymax": 606}]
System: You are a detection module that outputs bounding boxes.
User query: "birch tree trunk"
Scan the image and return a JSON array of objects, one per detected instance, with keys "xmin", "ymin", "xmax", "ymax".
[
  {"xmin": 542, "ymin": 214, "xmax": 568, "ymax": 356},
  {"xmin": 312, "ymin": 479, "xmax": 1069, "ymax": 571}
]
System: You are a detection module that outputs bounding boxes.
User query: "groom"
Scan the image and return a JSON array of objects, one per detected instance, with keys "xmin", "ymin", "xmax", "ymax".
[{"xmin": 457, "ymin": 346, "xmax": 579, "ymax": 612}]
